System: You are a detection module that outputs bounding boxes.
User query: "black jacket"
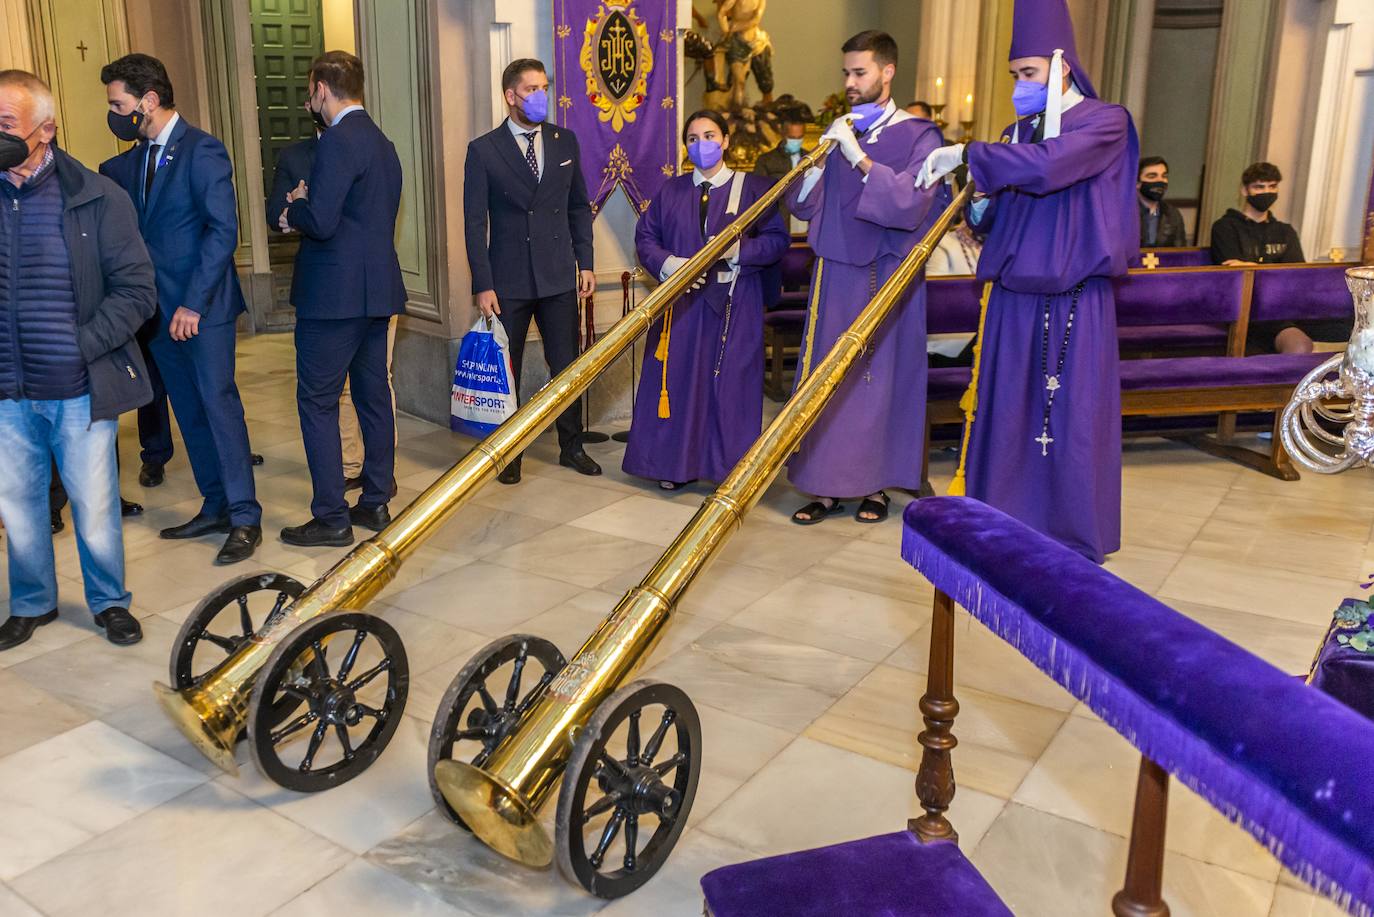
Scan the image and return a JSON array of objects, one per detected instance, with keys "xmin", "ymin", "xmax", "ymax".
[
  {"xmin": 1210, "ymin": 209, "xmax": 1304, "ymax": 264},
  {"xmin": 50, "ymin": 148, "xmax": 157, "ymax": 421},
  {"xmin": 267, "ymin": 136, "xmax": 317, "ymax": 235},
  {"xmin": 1138, "ymin": 199, "xmax": 1186, "ymax": 248},
  {"xmin": 463, "ymin": 120, "xmax": 594, "ymax": 299}
]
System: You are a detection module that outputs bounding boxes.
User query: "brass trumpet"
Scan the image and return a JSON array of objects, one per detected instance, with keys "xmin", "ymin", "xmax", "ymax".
[
  {"xmin": 433, "ymin": 182, "xmax": 975, "ymax": 894},
  {"xmin": 154, "ymin": 141, "xmax": 835, "ymax": 785}
]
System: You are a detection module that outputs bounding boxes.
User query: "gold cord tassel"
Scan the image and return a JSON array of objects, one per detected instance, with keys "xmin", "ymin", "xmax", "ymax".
[
  {"xmin": 948, "ymin": 281, "xmax": 993, "ymax": 496},
  {"xmin": 797, "ymin": 257, "xmax": 825, "ymax": 383},
  {"xmin": 657, "ymin": 304, "xmax": 673, "ymax": 418}
]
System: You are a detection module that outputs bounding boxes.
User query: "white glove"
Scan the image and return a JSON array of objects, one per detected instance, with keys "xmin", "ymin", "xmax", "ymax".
[
  {"xmin": 659, "ymin": 254, "xmax": 706, "ymax": 290},
  {"xmin": 723, "ymin": 239, "xmax": 741, "ymax": 267},
  {"xmin": 821, "ymin": 114, "xmax": 865, "ymax": 167},
  {"xmin": 918, "ymin": 144, "xmax": 965, "ymax": 188}
]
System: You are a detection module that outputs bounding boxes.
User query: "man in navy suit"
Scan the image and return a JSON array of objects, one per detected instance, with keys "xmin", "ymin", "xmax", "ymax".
[
  {"xmin": 277, "ymin": 51, "xmax": 404, "ymax": 546},
  {"xmin": 464, "ymin": 58, "xmax": 601, "ymax": 485},
  {"xmin": 100, "ymin": 54, "xmax": 261, "ymax": 565}
]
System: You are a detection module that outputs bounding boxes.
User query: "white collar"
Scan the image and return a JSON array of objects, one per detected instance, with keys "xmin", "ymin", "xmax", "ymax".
[
  {"xmin": 507, "ymin": 117, "xmax": 541, "ymax": 139},
  {"xmin": 864, "ymin": 100, "xmax": 913, "ymax": 144},
  {"xmin": 149, "ymin": 112, "xmax": 179, "ymax": 148},
  {"xmin": 1014, "ymin": 81, "xmax": 1087, "ymax": 144},
  {"xmin": 693, "ymin": 165, "xmax": 734, "ymax": 189},
  {"xmin": 331, "ymin": 104, "xmax": 364, "ymax": 127}
]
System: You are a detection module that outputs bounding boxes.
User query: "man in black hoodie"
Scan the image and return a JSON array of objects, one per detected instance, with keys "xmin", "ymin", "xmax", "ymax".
[
  {"xmin": 0, "ymin": 70, "xmax": 157, "ymax": 650},
  {"xmin": 1210, "ymin": 161, "xmax": 1347, "ymax": 353}
]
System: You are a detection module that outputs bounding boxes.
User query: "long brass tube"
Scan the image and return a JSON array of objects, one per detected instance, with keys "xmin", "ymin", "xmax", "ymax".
[
  {"xmin": 152, "ymin": 142, "xmax": 835, "ymax": 776},
  {"xmin": 435, "ymin": 182, "xmax": 977, "ymax": 866}
]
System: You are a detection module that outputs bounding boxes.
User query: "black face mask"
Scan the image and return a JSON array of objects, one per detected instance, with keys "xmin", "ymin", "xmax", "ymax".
[
  {"xmin": 310, "ymin": 107, "xmax": 328, "ymax": 132},
  {"xmin": 1139, "ymin": 181, "xmax": 1167, "ymax": 203},
  {"xmin": 0, "ymin": 129, "xmax": 34, "ymax": 171},
  {"xmin": 106, "ymin": 107, "xmax": 145, "ymax": 142},
  {"xmin": 1247, "ymin": 192, "xmax": 1278, "ymax": 214}
]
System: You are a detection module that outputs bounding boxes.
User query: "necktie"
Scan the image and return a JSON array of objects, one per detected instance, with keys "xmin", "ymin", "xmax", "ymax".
[
  {"xmin": 143, "ymin": 143, "xmax": 161, "ymax": 204},
  {"xmin": 523, "ymin": 131, "xmax": 539, "ymax": 180},
  {"xmin": 698, "ymin": 183, "xmax": 711, "ymax": 241}
]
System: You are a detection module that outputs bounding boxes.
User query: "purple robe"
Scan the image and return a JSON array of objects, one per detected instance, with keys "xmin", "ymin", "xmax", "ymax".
[
  {"xmin": 624, "ymin": 171, "xmax": 789, "ymax": 483},
  {"xmin": 964, "ymin": 98, "xmax": 1140, "ymax": 563},
  {"xmin": 783, "ymin": 107, "xmax": 943, "ymax": 497}
]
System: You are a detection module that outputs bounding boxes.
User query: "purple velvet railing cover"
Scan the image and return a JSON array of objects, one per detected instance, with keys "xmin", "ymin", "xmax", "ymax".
[
  {"xmin": 1145, "ymin": 248, "xmax": 1212, "ymax": 268},
  {"xmin": 700, "ymin": 831, "xmax": 1013, "ymax": 917},
  {"xmin": 1118, "ymin": 352, "xmax": 1330, "ymax": 390},
  {"xmin": 927, "ymin": 278, "xmax": 986, "ymax": 334},
  {"xmin": 1114, "ymin": 270, "xmax": 1246, "ymax": 326},
  {"xmin": 1251, "ymin": 266, "xmax": 1353, "ymax": 323},
  {"xmin": 901, "ymin": 497, "xmax": 1374, "ymax": 916},
  {"xmin": 1309, "ymin": 599, "xmax": 1374, "ymax": 724}
]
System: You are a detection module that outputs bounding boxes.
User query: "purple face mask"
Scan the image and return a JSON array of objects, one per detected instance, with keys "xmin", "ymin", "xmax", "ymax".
[
  {"xmin": 687, "ymin": 139, "xmax": 723, "ymax": 171},
  {"xmin": 849, "ymin": 101, "xmax": 886, "ymax": 132},
  {"xmin": 1012, "ymin": 79, "xmax": 1048, "ymax": 117}
]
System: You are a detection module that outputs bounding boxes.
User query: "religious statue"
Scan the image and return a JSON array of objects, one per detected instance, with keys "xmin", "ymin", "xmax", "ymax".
[{"xmin": 710, "ymin": 0, "xmax": 773, "ymax": 110}]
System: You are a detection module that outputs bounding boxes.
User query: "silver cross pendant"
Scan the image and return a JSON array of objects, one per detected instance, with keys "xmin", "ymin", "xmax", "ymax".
[{"xmin": 1035, "ymin": 431, "xmax": 1054, "ymax": 456}]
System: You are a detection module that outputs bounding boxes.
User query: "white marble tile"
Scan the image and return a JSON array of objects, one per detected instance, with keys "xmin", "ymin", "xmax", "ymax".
[
  {"xmin": 485, "ymin": 524, "xmax": 666, "ymax": 588},
  {"xmin": 699, "ymin": 736, "xmax": 1006, "ymax": 859},
  {"xmin": 272, "ymin": 858, "xmax": 471, "ymax": 916},
  {"xmin": 806, "ymin": 536, "xmax": 936, "ymax": 604},
  {"xmin": 597, "ymin": 830, "xmax": 757, "ymax": 917},
  {"xmin": 1267, "ymin": 885, "xmax": 1353, "ymax": 917},
  {"xmin": 0, "ymin": 668, "xmax": 90, "ymax": 758},
  {"xmin": 384, "ymin": 559, "xmax": 585, "ymax": 635},
  {"xmin": 222, "ymin": 716, "xmax": 435, "ymax": 856},
  {"xmin": 0, "ymin": 883, "xmax": 42, "ymax": 916},
  {"xmin": 1157, "ymin": 555, "xmax": 1351, "ymax": 626},
  {"xmin": 597, "ymin": 560, "xmax": 790, "ymax": 623},
  {"xmin": 473, "ymin": 471, "xmax": 632, "ymax": 524},
  {"xmin": 11, "ymin": 782, "xmax": 352, "ymax": 917},
  {"xmin": 568, "ymin": 494, "xmax": 700, "ymax": 547},
  {"xmin": 0, "ymin": 721, "xmax": 207, "ymax": 880}
]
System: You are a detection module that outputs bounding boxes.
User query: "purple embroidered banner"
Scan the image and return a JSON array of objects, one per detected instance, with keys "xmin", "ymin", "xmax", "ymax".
[{"xmin": 553, "ymin": 0, "xmax": 679, "ymax": 217}]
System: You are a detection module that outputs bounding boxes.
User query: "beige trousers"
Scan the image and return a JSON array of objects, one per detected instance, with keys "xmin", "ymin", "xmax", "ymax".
[{"xmin": 340, "ymin": 315, "xmax": 398, "ymax": 478}]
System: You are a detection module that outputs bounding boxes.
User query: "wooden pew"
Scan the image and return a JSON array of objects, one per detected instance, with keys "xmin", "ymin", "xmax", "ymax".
[{"xmin": 701, "ymin": 497, "xmax": 1374, "ymax": 916}]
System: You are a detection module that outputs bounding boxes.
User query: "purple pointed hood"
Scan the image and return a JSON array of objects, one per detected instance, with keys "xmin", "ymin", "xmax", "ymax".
[{"xmin": 1009, "ymin": 0, "xmax": 1098, "ymax": 99}]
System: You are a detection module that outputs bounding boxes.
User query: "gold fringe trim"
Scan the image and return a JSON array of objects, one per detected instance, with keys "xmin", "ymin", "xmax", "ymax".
[
  {"xmin": 797, "ymin": 257, "xmax": 825, "ymax": 383},
  {"xmin": 657, "ymin": 304, "xmax": 673, "ymax": 418},
  {"xmin": 948, "ymin": 281, "xmax": 994, "ymax": 496}
]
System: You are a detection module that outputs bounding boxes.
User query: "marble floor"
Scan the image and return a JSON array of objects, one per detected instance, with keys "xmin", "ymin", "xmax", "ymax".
[{"xmin": 0, "ymin": 332, "xmax": 1366, "ymax": 917}]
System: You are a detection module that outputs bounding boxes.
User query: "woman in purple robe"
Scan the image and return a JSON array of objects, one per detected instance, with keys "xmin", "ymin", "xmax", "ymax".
[
  {"xmin": 623, "ymin": 111, "xmax": 789, "ymax": 488},
  {"xmin": 920, "ymin": 0, "xmax": 1140, "ymax": 563}
]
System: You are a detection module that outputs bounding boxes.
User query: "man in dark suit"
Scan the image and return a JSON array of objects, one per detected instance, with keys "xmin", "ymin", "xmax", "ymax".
[
  {"xmin": 464, "ymin": 58, "xmax": 600, "ymax": 485},
  {"xmin": 277, "ymin": 50, "xmax": 404, "ymax": 546},
  {"xmin": 753, "ymin": 116, "xmax": 810, "ymax": 308},
  {"xmin": 100, "ymin": 53, "xmax": 261, "ymax": 565}
]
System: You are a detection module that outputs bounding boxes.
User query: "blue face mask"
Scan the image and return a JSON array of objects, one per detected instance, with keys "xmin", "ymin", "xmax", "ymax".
[
  {"xmin": 687, "ymin": 139, "xmax": 723, "ymax": 171},
  {"xmin": 520, "ymin": 88, "xmax": 549, "ymax": 124},
  {"xmin": 1012, "ymin": 79, "xmax": 1048, "ymax": 117},
  {"xmin": 782, "ymin": 137, "xmax": 803, "ymax": 155},
  {"xmin": 849, "ymin": 102, "xmax": 886, "ymax": 132}
]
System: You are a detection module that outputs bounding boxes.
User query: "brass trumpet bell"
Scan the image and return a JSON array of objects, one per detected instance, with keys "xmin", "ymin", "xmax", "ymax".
[{"xmin": 434, "ymin": 760, "xmax": 553, "ymax": 866}]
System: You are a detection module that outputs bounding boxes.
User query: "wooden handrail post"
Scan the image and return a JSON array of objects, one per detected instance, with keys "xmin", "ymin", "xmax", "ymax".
[
  {"xmin": 1111, "ymin": 755, "xmax": 1171, "ymax": 917},
  {"xmin": 911, "ymin": 589, "xmax": 960, "ymax": 843}
]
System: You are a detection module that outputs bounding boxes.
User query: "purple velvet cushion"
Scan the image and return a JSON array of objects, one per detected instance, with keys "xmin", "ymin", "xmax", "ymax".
[
  {"xmin": 1251, "ymin": 266, "xmax": 1353, "ymax": 323},
  {"xmin": 701, "ymin": 832, "xmax": 1012, "ymax": 917},
  {"xmin": 1114, "ymin": 271, "xmax": 1245, "ymax": 326},
  {"xmin": 780, "ymin": 245, "xmax": 816, "ymax": 287},
  {"xmin": 764, "ymin": 310, "xmax": 806, "ymax": 326},
  {"xmin": 1117, "ymin": 324, "xmax": 1228, "ymax": 350},
  {"xmin": 1145, "ymin": 248, "xmax": 1212, "ymax": 268},
  {"xmin": 929, "ymin": 367, "xmax": 972, "ymax": 400},
  {"xmin": 1119, "ymin": 352, "xmax": 1329, "ymax": 391},
  {"xmin": 902, "ymin": 497, "xmax": 1374, "ymax": 913},
  {"xmin": 927, "ymin": 278, "xmax": 985, "ymax": 334}
]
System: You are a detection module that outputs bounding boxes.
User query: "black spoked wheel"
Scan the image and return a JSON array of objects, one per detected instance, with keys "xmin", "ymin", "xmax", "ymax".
[
  {"xmin": 247, "ymin": 611, "xmax": 409, "ymax": 792},
  {"xmin": 170, "ymin": 571, "xmax": 305, "ymax": 688},
  {"xmin": 555, "ymin": 680, "xmax": 702, "ymax": 898},
  {"xmin": 427, "ymin": 634, "xmax": 566, "ymax": 827}
]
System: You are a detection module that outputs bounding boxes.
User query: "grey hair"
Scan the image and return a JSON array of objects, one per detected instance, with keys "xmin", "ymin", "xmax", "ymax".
[{"xmin": 0, "ymin": 70, "xmax": 56, "ymax": 126}]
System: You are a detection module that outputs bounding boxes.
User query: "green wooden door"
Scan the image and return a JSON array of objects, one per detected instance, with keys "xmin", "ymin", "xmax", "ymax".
[{"xmin": 249, "ymin": 0, "xmax": 323, "ymax": 200}]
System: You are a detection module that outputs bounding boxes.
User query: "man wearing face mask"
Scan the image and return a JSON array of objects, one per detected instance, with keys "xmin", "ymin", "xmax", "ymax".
[
  {"xmin": 100, "ymin": 53, "xmax": 262, "ymax": 566},
  {"xmin": 278, "ymin": 51, "xmax": 404, "ymax": 547},
  {"xmin": 754, "ymin": 117, "xmax": 809, "ymax": 234},
  {"xmin": 919, "ymin": 0, "xmax": 1140, "ymax": 564},
  {"xmin": 1138, "ymin": 156, "xmax": 1185, "ymax": 248},
  {"xmin": 783, "ymin": 30, "xmax": 943, "ymax": 526},
  {"xmin": 0, "ymin": 70, "xmax": 156, "ymax": 650},
  {"xmin": 463, "ymin": 57, "xmax": 599, "ymax": 485}
]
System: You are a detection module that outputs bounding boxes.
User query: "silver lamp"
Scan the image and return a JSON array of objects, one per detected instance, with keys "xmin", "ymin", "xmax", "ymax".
[{"xmin": 1281, "ymin": 266, "xmax": 1374, "ymax": 473}]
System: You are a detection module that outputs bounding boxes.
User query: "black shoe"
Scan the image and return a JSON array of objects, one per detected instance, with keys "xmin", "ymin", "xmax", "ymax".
[
  {"xmin": 251, "ymin": 453, "xmax": 265, "ymax": 466},
  {"xmin": 216, "ymin": 526, "xmax": 262, "ymax": 565},
  {"xmin": 0, "ymin": 609, "xmax": 58, "ymax": 651},
  {"xmin": 559, "ymin": 448, "xmax": 602, "ymax": 477},
  {"xmin": 344, "ymin": 475, "xmax": 363, "ymax": 491},
  {"xmin": 138, "ymin": 462, "xmax": 165, "ymax": 487},
  {"xmin": 160, "ymin": 513, "xmax": 230, "ymax": 539},
  {"xmin": 51, "ymin": 509, "xmax": 64, "ymax": 534},
  {"xmin": 280, "ymin": 518, "xmax": 354, "ymax": 547},
  {"xmin": 121, "ymin": 498, "xmax": 144, "ymax": 517},
  {"xmin": 349, "ymin": 503, "xmax": 391, "ymax": 532},
  {"xmin": 498, "ymin": 458, "xmax": 522, "ymax": 486},
  {"xmin": 93, "ymin": 607, "xmax": 142, "ymax": 646}
]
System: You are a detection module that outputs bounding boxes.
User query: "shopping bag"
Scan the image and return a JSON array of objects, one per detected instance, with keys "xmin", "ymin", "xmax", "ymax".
[{"xmin": 450, "ymin": 316, "xmax": 517, "ymax": 438}]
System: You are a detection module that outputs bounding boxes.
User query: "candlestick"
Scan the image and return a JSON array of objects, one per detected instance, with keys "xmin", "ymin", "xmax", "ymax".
[{"xmin": 935, "ymin": 76, "xmax": 945, "ymax": 104}]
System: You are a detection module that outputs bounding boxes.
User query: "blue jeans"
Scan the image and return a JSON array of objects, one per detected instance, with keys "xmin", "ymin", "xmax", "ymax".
[{"xmin": 0, "ymin": 395, "xmax": 130, "ymax": 617}]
